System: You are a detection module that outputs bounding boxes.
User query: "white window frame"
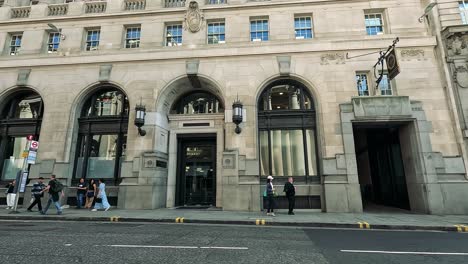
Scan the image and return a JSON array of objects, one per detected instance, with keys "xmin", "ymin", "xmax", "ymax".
[
  {"xmin": 460, "ymin": 1, "xmax": 468, "ymax": 24},
  {"xmin": 356, "ymin": 72, "xmax": 370, "ymax": 96},
  {"xmin": 85, "ymin": 28, "xmax": 100, "ymax": 51},
  {"xmin": 9, "ymin": 33, "xmax": 22, "ymax": 56},
  {"xmin": 378, "ymin": 71, "xmax": 393, "ymax": 96},
  {"xmin": 124, "ymin": 26, "xmax": 141, "ymax": 49},
  {"xmin": 294, "ymin": 15, "xmax": 313, "ymax": 40},
  {"xmin": 207, "ymin": 20, "xmax": 225, "ymax": 44},
  {"xmin": 165, "ymin": 23, "xmax": 183, "ymax": 47},
  {"xmin": 364, "ymin": 12, "xmax": 385, "ymax": 36},
  {"xmin": 250, "ymin": 18, "xmax": 269, "ymax": 42},
  {"xmin": 47, "ymin": 31, "xmax": 61, "ymax": 53}
]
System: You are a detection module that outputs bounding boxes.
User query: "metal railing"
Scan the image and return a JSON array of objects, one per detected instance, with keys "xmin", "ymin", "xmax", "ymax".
[
  {"xmin": 85, "ymin": 1, "xmax": 107, "ymax": 14},
  {"xmin": 165, "ymin": 0, "xmax": 185, "ymax": 8},
  {"xmin": 48, "ymin": 4, "xmax": 68, "ymax": 16},
  {"xmin": 10, "ymin": 6, "xmax": 31, "ymax": 19},
  {"xmin": 124, "ymin": 0, "xmax": 146, "ymax": 11}
]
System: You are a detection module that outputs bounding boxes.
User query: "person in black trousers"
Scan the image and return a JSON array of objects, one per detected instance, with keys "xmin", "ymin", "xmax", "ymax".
[
  {"xmin": 266, "ymin": 175, "xmax": 276, "ymax": 216},
  {"xmin": 283, "ymin": 177, "xmax": 296, "ymax": 215},
  {"xmin": 27, "ymin": 177, "xmax": 45, "ymax": 212}
]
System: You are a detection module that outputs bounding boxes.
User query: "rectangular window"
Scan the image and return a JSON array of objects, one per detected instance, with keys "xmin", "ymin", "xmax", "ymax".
[
  {"xmin": 47, "ymin": 32, "xmax": 61, "ymax": 53},
  {"xmin": 356, "ymin": 73, "xmax": 370, "ymax": 96},
  {"xmin": 365, "ymin": 13, "xmax": 384, "ymax": 35},
  {"xmin": 166, "ymin": 24, "xmax": 183, "ymax": 46},
  {"xmin": 9, "ymin": 33, "xmax": 22, "ymax": 55},
  {"xmin": 207, "ymin": 21, "xmax": 225, "ymax": 44},
  {"xmin": 207, "ymin": 0, "xmax": 226, "ymax": 4},
  {"xmin": 294, "ymin": 16, "xmax": 313, "ymax": 39},
  {"xmin": 460, "ymin": 1, "xmax": 468, "ymax": 24},
  {"xmin": 125, "ymin": 26, "xmax": 141, "ymax": 49},
  {"xmin": 378, "ymin": 73, "xmax": 392, "ymax": 95},
  {"xmin": 85, "ymin": 29, "xmax": 100, "ymax": 51},
  {"xmin": 250, "ymin": 19, "xmax": 269, "ymax": 42}
]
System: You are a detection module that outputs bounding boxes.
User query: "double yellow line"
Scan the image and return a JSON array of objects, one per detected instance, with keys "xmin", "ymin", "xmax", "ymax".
[
  {"xmin": 357, "ymin": 221, "xmax": 371, "ymax": 229},
  {"xmin": 255, "ymin": 219, "xmax": 266, "ymax": 225},
  {"xmin": 176, "ymin": 217, "xmax": 185, "ymax": 223},
  {"xmin": 110, "ymin": 216, "xmax": 120, "ymax": 222},
  {"xmin": 455, "ymin": 224, "xmax": 468, "ymax": 232}
]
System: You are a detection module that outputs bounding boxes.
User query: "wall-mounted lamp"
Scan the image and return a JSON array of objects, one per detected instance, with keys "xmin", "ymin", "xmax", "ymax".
[
  {"xmin": 47, "ymin": 23, "xmax": 66, "ymax": 40},
  {"xmin": 134, "ymin": 103, "xmax": 146, "ymax": 136},
  {"xmin": 232, "ymin": 99, "xmax": 243, "ymax": 134},
  {"xmin": 418, "ymin": 2, "xmax": 437, "ymax": 23}
]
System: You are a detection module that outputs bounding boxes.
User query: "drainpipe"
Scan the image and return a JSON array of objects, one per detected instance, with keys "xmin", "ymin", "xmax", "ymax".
[{"xmin": 427, "ymin": 1, "xmax": 468, "ymax": 178}]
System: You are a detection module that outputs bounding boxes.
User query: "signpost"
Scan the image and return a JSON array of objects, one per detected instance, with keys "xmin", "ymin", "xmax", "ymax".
[{"xmin": 10, "ymin": 136, "xmax": 38, "ymax": 213}]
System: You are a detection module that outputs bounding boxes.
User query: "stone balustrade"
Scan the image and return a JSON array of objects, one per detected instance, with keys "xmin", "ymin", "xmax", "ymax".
[
  {"xmin": 48, "ymin": 3, "xmax": 68, "ymax": 16},
  {"xmin": 10, "ymin": 6, "xmax": 30, "ymax": 19},
  {"xmin": 124, "ymin": 0, "xmax": 146, "ymax": 11},
  {"xmin": 164, "ymin": 0, "xmax": 185, "ymax": 8},
  {"xmin": 85, "ymin": 1, "xmax": 107, "ymax": 14}
]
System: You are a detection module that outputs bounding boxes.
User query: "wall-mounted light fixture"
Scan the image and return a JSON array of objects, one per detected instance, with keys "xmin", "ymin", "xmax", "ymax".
[
  {"xmin": 418, "ymin": 2, "xmax": 437, "ymax": 22},
  {"xmin": 134, "ymin": 102, "xmax": 146, "ymax": 136},
  {"xmin": 47, "ymin": 23, "xmax": 66, "ymax": 40},
  {"xmin": 232, "ymin": 99, "xmax": 243, "ymax": 134}
]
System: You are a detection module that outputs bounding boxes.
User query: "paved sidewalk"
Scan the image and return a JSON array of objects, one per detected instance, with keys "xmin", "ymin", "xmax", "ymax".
[{"xmin": 1, "ymin": 206, "xmax": 468, "ymax": 232}]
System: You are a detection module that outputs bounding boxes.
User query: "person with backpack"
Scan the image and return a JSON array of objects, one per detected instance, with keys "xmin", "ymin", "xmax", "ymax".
[
  {"xmin": 27, "ymin": 177, "xmax": 45, "ymax": 212},
  {"xmin": 40, "ymin": 174, "xmax": 64, "ymax": 215}
]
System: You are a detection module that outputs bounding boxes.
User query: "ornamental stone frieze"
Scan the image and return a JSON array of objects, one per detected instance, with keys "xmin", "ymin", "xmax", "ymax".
[
  {"xmin": 442, "ymin": 26, "xmax": 468, "ymax": 57},
  {"xmin": 184, "ymin": 1, "xmax": 204, "ymax": 33},
  {"xmin": 320, "ymin": 53, "xmax": 345, "ymax": 65},
  {"xmin": 400, "ymin": 49, "xmax": 426, "ymax": 61}
]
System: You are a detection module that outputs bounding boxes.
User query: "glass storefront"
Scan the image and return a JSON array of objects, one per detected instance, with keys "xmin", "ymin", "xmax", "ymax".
[
  {"xmin": 0, "ymin": 90, "xmax": 43, "ymax": 180},
  {"xmin": 74, "ymin": 87, "xmax": 128, "ymax": 181},
  {"xmin": 258, "ymin": 79, "xmax": 318, "ymax": 180}
]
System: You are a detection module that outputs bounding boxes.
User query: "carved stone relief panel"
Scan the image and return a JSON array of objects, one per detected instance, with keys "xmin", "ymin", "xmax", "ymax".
[
  {"xmin": 320, "ymin": 53, "xmax": 345, "ymax": 65},
  {"xmin": 446, "ymin": 32, "xmax": 468, "ymax": 56},
  {"xmin": 400, "ymin": 49, "xmax": 426, "ymax": 61}
]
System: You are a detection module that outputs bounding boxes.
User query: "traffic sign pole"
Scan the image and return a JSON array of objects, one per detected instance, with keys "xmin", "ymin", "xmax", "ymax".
[{"xmin": 10, "ymin": 138, "xmax": 32, "ymax": 214}]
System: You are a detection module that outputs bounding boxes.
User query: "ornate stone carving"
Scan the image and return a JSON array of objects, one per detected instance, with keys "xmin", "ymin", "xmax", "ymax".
[
  {"xmin": 400, "ymin": 49, "xmax": 426, "ymax": 61},
  {"xmin": 446, "ymin": 33, "xmax": 468, "ymax": 56},
  {"xmin": 454, "ymin": 64, "xmax": 468, "ymax": 88},
  {"xmin": 184, "ymin": 1, "xmax": 204, "ymax": 33},
  {"xmin": 320, "ymin": 53, "xmax": 345, "ymax": 65}
]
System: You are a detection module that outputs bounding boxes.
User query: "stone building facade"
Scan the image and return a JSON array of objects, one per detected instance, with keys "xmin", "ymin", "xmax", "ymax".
[{"xmin": 0, "ymin": 0, "xmax": 467, "ymax": 214}]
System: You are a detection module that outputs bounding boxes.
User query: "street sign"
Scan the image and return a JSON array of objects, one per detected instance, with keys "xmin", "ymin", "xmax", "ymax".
[
  {"xmin": 30, "ymin": 140, "xmax": 39, "ymax": 151},
  {"xmin": 21, "ymin": 151, "xmax": 29, "ymax": 158},
  {"xmin": 27, "ymin": 151, "xmax": 37, "ymax": 164},
  {"xmin": 19, "ymin": 171, "xmax": 29, "ymax": 193}
]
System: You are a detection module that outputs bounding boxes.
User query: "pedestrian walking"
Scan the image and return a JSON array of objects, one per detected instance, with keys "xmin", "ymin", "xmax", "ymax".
[
  {"xmin": 265, "ymin": 175, "xmax": 276, "ymax": 216},
  {"xmin": 5, "ymin": 180, "xmax": 16, "ymax": 209},
  {"xmin": 76, "ymin": 178, "xmax": 87, "ymax": 209},
  {"xmin": 40, "ymin": 175, "xmax": 64, "ymax": 215},
  {"xmin": 27, "ymin": 177, "xmax": 45, "ymax": 212},
  {"xmin": 92, "ymin": 179, "xmax": 110, "ymax": 212},
  {"xmin": 283, "ymin": 177, "xmax": 296, "ymax": 215},
  {"xmin": 85, "ymin": 179, "xmax": 97, "ymax": 209}
]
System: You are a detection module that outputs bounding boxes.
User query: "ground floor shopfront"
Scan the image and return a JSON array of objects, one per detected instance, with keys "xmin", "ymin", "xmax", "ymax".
[{"xmin": 1, "ymin": 54, "xmax": 468, "ymax": 214}]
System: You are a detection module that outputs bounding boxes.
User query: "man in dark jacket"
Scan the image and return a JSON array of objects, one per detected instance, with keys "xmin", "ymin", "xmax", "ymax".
[
  {"xmin": 283, "ymin": 177, "xmax": 296, "ymax": 215},
  {"xmin": 27, "ymin": 177, "xmax": 45, "ymax": 212}
]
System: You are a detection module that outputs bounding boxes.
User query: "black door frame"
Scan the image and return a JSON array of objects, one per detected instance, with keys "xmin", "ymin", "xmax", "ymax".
[{"xmin": 175, "ymin": 133, "xmax": 217, "ymax": 207}]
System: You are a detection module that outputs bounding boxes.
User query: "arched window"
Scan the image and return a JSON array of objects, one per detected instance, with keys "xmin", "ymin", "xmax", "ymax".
[
  {"xmin": 171, "ymin": 91, "xmax": 224, "ymax": 114},
  {"xmin": 74, "ymin": 88, "xmax": 129, "ymax": 182},
  {"xmin": 258, "ymin": 79, "xmax": 319, "ymax": 182},
  {"xmin": 0, "ymin": 90, "xmax": 43, "ymax": 180}
]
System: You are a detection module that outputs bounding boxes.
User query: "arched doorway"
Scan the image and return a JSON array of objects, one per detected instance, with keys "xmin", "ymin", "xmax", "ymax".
[
  {"xmin": 257, "ymin": 78, "xmax": 320, "ymax": 207},
  {"xmin": 0, "ymin": 89, "xmax": 43, "ymax": 180},
  {"xmin": 171, "ymin": 90, "xmax": 224, "ymax": 206},
  {"xmin": 73, "ymin": 87, "xmax": 129, "ymax": 182}
]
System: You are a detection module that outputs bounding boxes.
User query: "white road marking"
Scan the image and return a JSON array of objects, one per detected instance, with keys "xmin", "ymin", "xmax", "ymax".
[
  {"xmin": 96, "ymin": 245, "xmax": 248, "ymax": 250},
  {"xmin": 341, "ymin": 250, "xmax": 468, "ymax": 256},
  {"xmin": 64, "ymin": 244, "xmax": 72, "ymax": 247}
]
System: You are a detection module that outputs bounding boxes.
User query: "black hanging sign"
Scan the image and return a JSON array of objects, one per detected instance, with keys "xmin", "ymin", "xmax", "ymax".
[{"xmin": 386, "ymin": 48, "xmax": 400, "ymax": 80}]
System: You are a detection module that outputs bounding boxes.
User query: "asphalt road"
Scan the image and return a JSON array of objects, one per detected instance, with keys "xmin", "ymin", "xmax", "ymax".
[{"xmin": 0, "ymin": 221, "xmax": 467, "ymax": 264}]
